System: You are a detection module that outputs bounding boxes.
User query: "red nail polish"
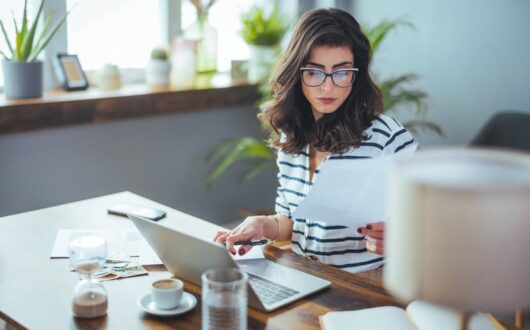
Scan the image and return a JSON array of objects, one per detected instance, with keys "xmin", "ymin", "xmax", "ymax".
[
  {"xmin": 238, "ymin": 248, "xmax": 245, "ymax": 256},
  {"xmin": 366, "ymin": 225, "xmax": 373, "ymax": 230},
  {"xmin": 357, "ymin": 228, "xmax": 362, "ymax": 234}
]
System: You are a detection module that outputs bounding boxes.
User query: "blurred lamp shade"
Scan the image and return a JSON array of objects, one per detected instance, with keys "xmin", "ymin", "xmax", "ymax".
[{"xmin": 384, "ymin": 148, "xmax": 530, "ymax": 314}]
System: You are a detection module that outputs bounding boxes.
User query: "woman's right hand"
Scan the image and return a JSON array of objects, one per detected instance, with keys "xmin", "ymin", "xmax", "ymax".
[{"xmin": 213, "ymin": 216, "xmax": 271, "ymax": 256}]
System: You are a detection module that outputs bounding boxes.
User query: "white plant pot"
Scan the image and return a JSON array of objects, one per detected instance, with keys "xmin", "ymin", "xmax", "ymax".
[
  {"xmin": 248, "ymin": 45, "xmax": 277, "ymax": 83},
  {"xmin": 98, "ymin": 64, "xmax": 122, "ymax": 91},
  {"xmin": 146, "ymin": 60, "xmax": 171, "ymax": 87}
]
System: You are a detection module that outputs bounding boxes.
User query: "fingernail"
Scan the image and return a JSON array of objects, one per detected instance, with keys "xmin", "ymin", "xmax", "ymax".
[
  {"xmin": 230, "ymin": 250, "xmax": 235, "ymax": 255},
  {"xmin": 357, "ymin": 228, "xmax": 362, "ymax": 234},
  {"xmin": 366, "ymin": 225, "xmax": 373, "ymax": 230},
  {"xmin": 238, "ymin": 248, "xmax": 246, "ymax": 256}
]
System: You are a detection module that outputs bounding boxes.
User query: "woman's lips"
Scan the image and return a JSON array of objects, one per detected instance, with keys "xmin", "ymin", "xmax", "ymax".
[{"xmin": 317, "ymin": 97, "xmax": 336, "ymax": 105}]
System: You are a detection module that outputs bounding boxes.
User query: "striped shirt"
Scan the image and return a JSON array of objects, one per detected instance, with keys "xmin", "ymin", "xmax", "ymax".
[{"xmin": 274, "ymin": 114, "xmax": 417, "ymax": 273}]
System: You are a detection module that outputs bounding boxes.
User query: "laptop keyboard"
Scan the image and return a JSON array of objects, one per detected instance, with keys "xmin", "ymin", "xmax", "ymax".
[{"xmin": 247, "ymin": 272, "xmax": 300, "ymax": 305}]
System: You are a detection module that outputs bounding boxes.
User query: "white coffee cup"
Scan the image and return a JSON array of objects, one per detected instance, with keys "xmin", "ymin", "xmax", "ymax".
[{"xmin": 151, "ymin": 278, "xmax": 183, "ymax": 309}]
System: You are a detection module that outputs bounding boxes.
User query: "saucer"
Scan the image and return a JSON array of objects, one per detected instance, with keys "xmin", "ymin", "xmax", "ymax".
[{"xmin": 137, "ymin": 291, "xmax": 197, "ymax": 316}]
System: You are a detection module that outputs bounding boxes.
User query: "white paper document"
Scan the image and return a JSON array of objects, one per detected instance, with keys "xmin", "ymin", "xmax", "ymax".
[
  {"xmin": 51, "ymin": 228, "xmax": 162, "ymax": 265},
  {"xmin": 292, "ymin": 149, "xmax": 415, "ymax": 228},
  {"xmin": 138, "ymin": 238, "xmax": 162, "ymax": 265}
]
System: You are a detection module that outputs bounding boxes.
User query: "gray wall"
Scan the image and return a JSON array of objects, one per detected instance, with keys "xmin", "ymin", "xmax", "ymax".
[
  {"xmin": 0, "ymin": 106, "xmax": 277, "ymax": 224},
  {"xmin": 354, "ymin": 0, "xmax": 530, "ymax": 146}
]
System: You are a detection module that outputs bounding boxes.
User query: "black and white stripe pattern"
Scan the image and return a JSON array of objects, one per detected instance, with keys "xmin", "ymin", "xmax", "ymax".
[{"xmin": 275, "ymin": 114, "xmax": 417, "ymax": 273}]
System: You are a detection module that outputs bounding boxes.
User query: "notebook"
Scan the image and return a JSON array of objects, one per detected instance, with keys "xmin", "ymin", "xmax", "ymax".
[{"xmin": 319, "ymin": 300, "xmax": 498, "ymax": 330}]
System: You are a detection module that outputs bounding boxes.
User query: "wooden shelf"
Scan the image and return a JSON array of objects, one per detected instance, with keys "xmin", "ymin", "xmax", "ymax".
[{"xmin": 0, "ymin": 77, "xmax": 260, "ymax": 135}]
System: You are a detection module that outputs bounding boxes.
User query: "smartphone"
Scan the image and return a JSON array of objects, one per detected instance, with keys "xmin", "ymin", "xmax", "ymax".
[{"xmin": 108, "ymin": 204, "xmax": 166, "ymax": 221}]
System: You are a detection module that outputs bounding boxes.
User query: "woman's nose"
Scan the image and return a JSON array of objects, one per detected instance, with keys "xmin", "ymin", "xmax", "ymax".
[{"xmin": 320, "ymin": 75, "xmax": 334, "ymax": 91}]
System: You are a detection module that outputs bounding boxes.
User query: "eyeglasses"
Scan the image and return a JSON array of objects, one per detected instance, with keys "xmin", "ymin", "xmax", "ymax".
[{"xmin": 300, "ymin": 67, "xmax": 359, "ymax": 87}]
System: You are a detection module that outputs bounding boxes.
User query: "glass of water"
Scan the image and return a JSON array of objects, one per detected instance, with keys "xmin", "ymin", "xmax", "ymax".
[{"xmin": 201, "ymin": 268, "xmax": 248, "ymax": 330}]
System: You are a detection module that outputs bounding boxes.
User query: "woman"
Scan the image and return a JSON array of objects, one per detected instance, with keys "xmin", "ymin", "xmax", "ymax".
[{"xmin": 214, "ymin": 8, "xmax": 416, "ymax": 272}]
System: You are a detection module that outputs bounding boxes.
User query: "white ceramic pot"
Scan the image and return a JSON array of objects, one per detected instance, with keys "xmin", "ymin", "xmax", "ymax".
[
  {"xmin": 248, "ymin": 45, "xmax": 277, "ymax": 83},
  {"xmin": 146, "ymin": 59, "xmax": 171, "ymax": 87},
  {"xmin": 98, "ymin": 64, "xmax": 122, "ymax": 91}
]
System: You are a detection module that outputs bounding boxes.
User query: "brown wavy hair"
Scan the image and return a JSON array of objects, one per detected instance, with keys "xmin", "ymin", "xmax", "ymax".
[{"xmin": 260, "ymin": 8, "xmax": 382, "ymax": 154}]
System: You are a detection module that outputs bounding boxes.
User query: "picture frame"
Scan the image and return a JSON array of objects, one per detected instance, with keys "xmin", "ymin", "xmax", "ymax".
[{"xmin": 53, "ymin": 54, "xmax": 89, "ymax": 91}]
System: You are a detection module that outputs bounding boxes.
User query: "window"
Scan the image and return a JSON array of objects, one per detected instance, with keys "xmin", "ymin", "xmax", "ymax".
[
  {"xmin": 1, "ymin": 0, "xmax": 302, "ymax": 90},
  {"xmin": 66, "ymin": 0, "xmax": 162, "ymax": 71},
  {"xmin": 181, "ymin": 0, "xmax": 253, "ymax": 72}
]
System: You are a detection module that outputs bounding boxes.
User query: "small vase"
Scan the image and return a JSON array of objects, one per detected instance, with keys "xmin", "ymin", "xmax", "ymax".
[
  {"xmin": 184, "ymin": 14, "xmax": 218, "ymax": 74},
  {"xmin": 146, "ymin": 59, "xmax": 171, "ymax": 88},
  {"xmin": 171, "ymin": 38, "xmax": 197, "ymax": 89},
  {"xmin": 2, "ymin": 60, "xmax": 43, "ymax": 99},
  {"xmin": 98, "ymin": 64, "xmax": 122, "ymax": 91}
]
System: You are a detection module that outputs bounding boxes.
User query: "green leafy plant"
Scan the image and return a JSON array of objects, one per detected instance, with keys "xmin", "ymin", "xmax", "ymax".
[
  {"xmin": 150, "ymin": 47, "xmax": 169, "ymax": 61},
  {"xmin": 206, "ymin": 19, "xmax": 443, "ymax": 187},
  {"xmin": 240, "ymin": 0, "xmax": 288, "ymax": 46},
  {"xmin": 0, "ymin": 0, "xmax": 70, "ymax": 62},
  {"xmin": 205, "ymin": 137, "xmax": 274, "ymax": 188},
  {"xmin": 362, "ymin": 20, "xmax": 443, "ymax": 136}
]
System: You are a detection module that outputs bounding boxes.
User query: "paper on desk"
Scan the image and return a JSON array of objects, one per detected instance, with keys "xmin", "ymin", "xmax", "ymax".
[
  {"xmin": 292, "ymin": 149, "xmax": 415, "ymax": 228},
  {"xmin": 138, "ymin": 238, "xmax": 162, "ymax": 265},
  {"xmin": 51, "ymin": 228, "xmax": 162, "ymax": 266}
]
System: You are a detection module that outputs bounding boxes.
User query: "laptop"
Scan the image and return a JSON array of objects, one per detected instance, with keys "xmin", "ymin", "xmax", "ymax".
[{"xmin": 128, "ymin": 214, "xmax": 331, "ymax": 312}]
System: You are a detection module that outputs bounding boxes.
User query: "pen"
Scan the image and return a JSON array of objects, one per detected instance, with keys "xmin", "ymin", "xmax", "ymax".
[
  {"xmin": 232, "ymin": 239, "xmax": 272, "ymax": 246},
  {"xmin": 234, "ymin": 239, "xmax": 271, "ymax": 246}
]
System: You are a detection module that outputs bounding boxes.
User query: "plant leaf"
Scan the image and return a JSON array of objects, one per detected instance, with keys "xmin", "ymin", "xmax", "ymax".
[
  {"xmin": 383, "ymin": 89, "xmax": 428, "ymax": 115},
  {"xmin": 205, "ymin": 138, "xmax": 240, "ymax": 161},
  {"xmin": 0, "ymin": 49, "xmax": 9, "ymax": 59},
  {"xmin": 28, "ymin": 9, "xmax": 70, "ymax": 61},
  {"xmin": 379, "ymin": 74, "xmax": 428, "ymax": 115},
  {"xmin": 403, "ymin": 120, "xmax": 444, "ymax": 137},
  {"xmin": 379, "ymin": 74, "xmax": 419, "ymax": 92},
  {"xmin": 21, "ymin": 0, "xmax": 28, "ymax": 38},
  {"xmin": 20, "ymin": 0, "xmax": 45, "ymax": 60},
  {"xmin": 0, "ymin": 20, "xmax": 14, "ymax": 58},
  {"xmin": 364, "ymin": 20, "xmax": 391, "ymax": 54},
  {"xmin": 240, "ymin": 1, "xmax": 288, "ymax": 46},
  {"xmin": 206, "ymin": 138, "xmax": 274, "ymax": 188},
  {"xmin": 13, "ymin": 12, "xmax": 22, "ymax": 60},
  {"xmin": 28, "ymin": 12, "xmax": 55, "ymax": 60},
  {"xmin": 240, "ymin": 159, "xmax": 275, "ymax": 183}
]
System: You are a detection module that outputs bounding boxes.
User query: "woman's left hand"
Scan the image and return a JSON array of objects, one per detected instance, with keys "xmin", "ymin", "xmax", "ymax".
[{"xmin": 357, "ymin": 222, "xmax": 385, "ymax": 255}]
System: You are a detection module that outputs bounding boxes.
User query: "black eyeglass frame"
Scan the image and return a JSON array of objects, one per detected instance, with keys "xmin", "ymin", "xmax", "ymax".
[{"xmin": 299, "ymin": 67, "xmax": 359, "ymax": 87}]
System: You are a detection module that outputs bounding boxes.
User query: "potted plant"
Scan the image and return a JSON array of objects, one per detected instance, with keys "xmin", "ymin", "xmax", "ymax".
[
  {"xmin": 146, "ymin": 47, "xmax": 171, "ymax": 88},
  {"xmin": 240, "ymin": 0, "xmax": 288, "ymax": 83},
  {"xmin": 362, "ymin": 20, "xmax": 443, "ymax": 135},
  {"xmin": 206, "ymin": 19, "xmax": 443, "ymax": 188},
  {"xmin": 0, "ymin": 0, "xmax": 70, "ymax": 99}
]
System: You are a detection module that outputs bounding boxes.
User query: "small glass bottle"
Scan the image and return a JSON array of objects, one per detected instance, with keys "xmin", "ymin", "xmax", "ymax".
[{"xmin": 184, "ymin": 14, "xmax": 218, "ymax": 74}]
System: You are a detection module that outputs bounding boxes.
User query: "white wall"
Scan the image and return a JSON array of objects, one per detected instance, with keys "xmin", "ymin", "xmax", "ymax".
[
  {"xmin": 354, "ymin": 0, "xmax": 530, "ymax": 146},
  {"xmin": 0, "ymin": 106, "xmax": 276, "ymax": 224}
]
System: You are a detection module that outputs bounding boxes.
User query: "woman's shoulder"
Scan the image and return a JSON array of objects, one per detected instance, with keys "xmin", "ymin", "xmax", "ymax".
[
  {"xmin": 367, "ymin": 114, "xmax": 405, "ymax": 134},
  {"xmin": 363, "ymin": 114, "xmax": 417, "ymax": 154}
]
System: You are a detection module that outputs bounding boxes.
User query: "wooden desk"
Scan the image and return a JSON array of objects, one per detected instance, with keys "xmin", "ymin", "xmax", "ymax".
[{"xmin": 0, "ymin": 192, "xmax": 399, "ymax": 329}]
